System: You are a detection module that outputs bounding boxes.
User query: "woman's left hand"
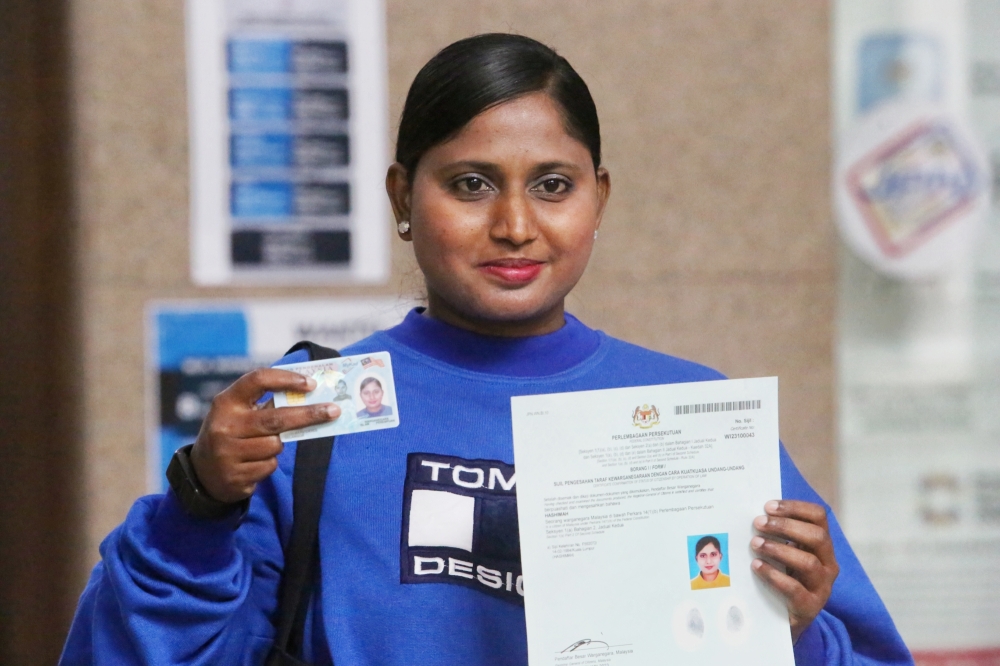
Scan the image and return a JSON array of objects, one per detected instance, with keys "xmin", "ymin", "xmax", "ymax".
[{"xmin": 751, "ymin": 500, "xmax": 840, "ymax": 642}]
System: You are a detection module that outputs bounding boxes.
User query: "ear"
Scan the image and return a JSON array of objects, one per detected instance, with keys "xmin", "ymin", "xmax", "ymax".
[
  {"xmin": 594, "ymin": 166, "xmax": 611, "ymax": 233},
  {"xmin": 385, "ymin": 163, "xmax": 413, "ymax": 240}
]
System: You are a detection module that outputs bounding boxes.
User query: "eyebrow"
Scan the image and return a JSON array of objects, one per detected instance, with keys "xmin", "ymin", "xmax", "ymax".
[
  {"xmin": 443, "ymin": 160, "xmax": 496, "ymax": 171},
  {"xmin": 533, "ymin": 161, "xmax": 583, "ymax": 174},
  {"xmin": 438, "ymin": 160, "xmax": 584, "ymax": 175}
]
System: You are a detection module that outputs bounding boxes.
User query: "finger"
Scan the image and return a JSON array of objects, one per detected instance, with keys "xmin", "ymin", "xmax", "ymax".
[
  {"xmin": 231, "ymin": 457, "xmax": 281, "ymax": 489},
  {"xmin": 752, "ymin": 559, "xmax": 824, "ymax": 636},
  {"xmin": 751, "ymin": 558, "xmax": 813, "ymax": 611},
  {"xmin": 213, "ymin": 457, "xmax": 281, "ymax": 502},
  {"xmin": 223, "ymin": 368, "xmax": 318, "ymax": 405},
  {"xmin": 191, "ymin": 437, "xmax": 283, "ymax": 503},
  {"xmin": 246, "ymin": 402, "xmax": 340, "ymax": 437},
  {"xmin": 226, "ymin": 435, "xmax": 284, "ymax": 463},
  {"xmin": 751, "ymin": 536, "xmax": 826, "ymax": 589},
  {"xmin": 753, "ymin": 513, "xmax": 829, "ymax": 554},
  {"xmin": 764, "ymin": 500, "xmax": 829, "ymax": 529}
]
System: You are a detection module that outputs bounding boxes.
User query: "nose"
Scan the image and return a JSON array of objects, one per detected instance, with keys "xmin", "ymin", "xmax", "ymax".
[{"xmin": 489, "ymin": 189, "xmax": 538, "ymax": 247}]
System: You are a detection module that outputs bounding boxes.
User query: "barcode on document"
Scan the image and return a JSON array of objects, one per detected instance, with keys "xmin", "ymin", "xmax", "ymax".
[{"xmin": 674, "ymin": 400, "xmax": 761, "ymax": 415}]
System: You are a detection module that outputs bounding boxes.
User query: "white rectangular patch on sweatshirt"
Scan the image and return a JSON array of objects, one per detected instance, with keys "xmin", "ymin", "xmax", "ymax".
[{"xmin": 407, "ymin": 489, "xmax": 475, "ymax": 552}]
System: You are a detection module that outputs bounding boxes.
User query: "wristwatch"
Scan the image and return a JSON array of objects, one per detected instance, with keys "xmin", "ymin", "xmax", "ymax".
[{"xmin": 166, "ymin": 444, "xmax": 249, "ymax": 520}]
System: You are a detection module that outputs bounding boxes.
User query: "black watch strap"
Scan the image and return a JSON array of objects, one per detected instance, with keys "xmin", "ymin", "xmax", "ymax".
[{"xmin": 167, "ymin": 444, "xmax": 249, "ymax": 521}]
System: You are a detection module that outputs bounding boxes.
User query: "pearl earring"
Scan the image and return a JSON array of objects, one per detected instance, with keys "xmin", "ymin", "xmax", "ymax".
[{"xmin": 397, "ymin": 220, "xmax": 410, "ymax": 234}]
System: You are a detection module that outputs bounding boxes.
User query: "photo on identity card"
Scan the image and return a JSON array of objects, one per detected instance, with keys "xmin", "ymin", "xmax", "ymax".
[{"xmin": 273, "ymin": 351, "xmax": 399, "ymax": 441}]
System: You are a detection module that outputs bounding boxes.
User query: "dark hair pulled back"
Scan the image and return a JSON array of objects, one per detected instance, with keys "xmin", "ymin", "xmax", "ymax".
[
  {"xmin": 695, "ymin": 536, "xmax": 722, "ymax": 556},
  {"xmin": 359, "ymin": 377, "xmax": 383, "ymax": 391},
  {"xmin": 395, "ymin": 33, "xmax": 601, "ymax": 179}
]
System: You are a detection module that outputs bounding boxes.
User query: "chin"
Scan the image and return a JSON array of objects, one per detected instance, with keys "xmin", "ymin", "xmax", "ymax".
[
  {"xmin": 427, "ymin": 279, "xmax": 572, "ymax": 333},
  {"xmin": 468, "ymin": 288, "xmax": 566, "ymax": 322},
  {"xmin": 469, "ymin": 302, "xmax": 555, "ymax": 325}
]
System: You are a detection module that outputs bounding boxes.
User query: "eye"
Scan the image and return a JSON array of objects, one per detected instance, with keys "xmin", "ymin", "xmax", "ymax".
[
  {"xmin": 531, "ymin": 176, "xmax": 572, "ymax": 196},
  {"xmin": 454, "ymin": 176, "xmax": 493, "ymax": 194}
]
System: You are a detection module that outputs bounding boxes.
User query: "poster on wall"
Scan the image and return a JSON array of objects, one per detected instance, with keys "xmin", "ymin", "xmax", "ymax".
[
  {"xmin": 834, "ymin": 2, "xmax": 1000, "ymax": 663},
  {"xmin": 146, "ymin": 298, "xmax": 412, "ymax": 492},
  {"xmin": 186, "ymin": 0, "xmax": 389, "ymax": 285}
]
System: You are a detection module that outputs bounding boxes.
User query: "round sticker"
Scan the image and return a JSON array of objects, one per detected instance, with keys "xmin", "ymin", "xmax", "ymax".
[{"xmin": 834, "ymin": 101, "xmax": 989, "ymax": 279}]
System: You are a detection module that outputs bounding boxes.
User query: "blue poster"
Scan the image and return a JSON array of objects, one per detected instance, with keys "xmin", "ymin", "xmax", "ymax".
[
  {"xmin": 148, "ymin": 299, "xmax": 411, "ymax": 491},
  {"xmin": 857, "ymin": 34, "xmax": 942, "ymax": 112}
]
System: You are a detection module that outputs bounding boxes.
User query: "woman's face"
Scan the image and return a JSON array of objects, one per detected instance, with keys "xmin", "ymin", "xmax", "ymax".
[
  {"xmin": 387, "ymin": 92, "xmax": 611, "ymax": 336},
  {"xmin": 360, "ymin": 382, "xmax": 384, "ymax": 412},
  {"xmin": 697, "ymin": 544, "xmax": 722, "ymax": 576}
]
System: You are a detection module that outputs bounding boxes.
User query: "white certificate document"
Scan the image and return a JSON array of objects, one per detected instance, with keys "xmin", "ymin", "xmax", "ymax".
[{"xmin": 511, "ymin": 377, "xmax": 794, "ymax": 666}]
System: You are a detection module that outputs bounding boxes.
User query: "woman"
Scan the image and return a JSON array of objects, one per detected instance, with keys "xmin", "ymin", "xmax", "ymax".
[
  {"xmin": 332, "ymin": 379, "xmax": 351, "ymax": 404},
  {"xmin": 356, "ymin": 377, "xmax": 393, "ymax": 418},
  {"xmin": 690, "ymin": 535, "xmax": 730, "ymax": 590},
  {"xmin": 60, "ymin": 34, "xmax": 911, "ymax": 665}
]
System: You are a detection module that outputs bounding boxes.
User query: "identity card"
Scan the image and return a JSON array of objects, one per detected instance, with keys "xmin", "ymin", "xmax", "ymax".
[
  {"xmin": 273, "ymin": 351, "xmax": 399, "ymax": 441},
  {"xmin": 511, "ymin": 377, "xmax": 793, "ymax": 666}
]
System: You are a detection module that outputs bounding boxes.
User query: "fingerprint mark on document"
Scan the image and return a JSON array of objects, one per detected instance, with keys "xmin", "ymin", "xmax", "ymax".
[
  {"xmin": 687, "ymin": 608, "xmax": 705, "ymax": 637},
  {"xmin": 726, "ymin": 605, "xmax": 744, "ymax": 632},
  {"xmin": 718, "ymin": 596, "xmax": 751, "ymax": 646},
  {"xmin": 672, "ymin": 600, "xmax": 706, "ymax": 651}
]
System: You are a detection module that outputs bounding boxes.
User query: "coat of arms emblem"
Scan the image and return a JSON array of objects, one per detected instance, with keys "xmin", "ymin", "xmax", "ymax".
[{"xmin": 632, "ymin": 404, "xmax": 660, "ymax": 429}]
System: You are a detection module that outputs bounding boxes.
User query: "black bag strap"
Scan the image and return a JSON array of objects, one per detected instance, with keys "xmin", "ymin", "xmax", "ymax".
[{"xmin": 266, "ymin": 341, "xmax": 341, "ymax": 666}]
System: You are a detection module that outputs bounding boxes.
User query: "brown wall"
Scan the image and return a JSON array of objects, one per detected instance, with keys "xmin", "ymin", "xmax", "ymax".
[{"xmin": 0, "ymin": 1, "xmax": 834, "ymax": 661}]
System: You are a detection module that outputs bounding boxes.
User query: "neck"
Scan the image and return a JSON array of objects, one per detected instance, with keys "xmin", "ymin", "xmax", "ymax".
[
  {"xmin": 424, "ymin": 293, "xmax": 566, "ymax": 338},
  {"xmin": 384, "ymin": 307, "xmax": 601, "ymax": 377},
  {"xmin": 701, "ymin": 570, "xmax": 719, "ymax": 582}
]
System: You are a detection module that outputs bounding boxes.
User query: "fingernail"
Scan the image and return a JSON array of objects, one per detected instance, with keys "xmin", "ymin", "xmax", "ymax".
[
  {"xmin": 305, "ymin": 377, "xmax": 317, "ymax": 390},
  {"xmin": 765, "ymin": 500, "xmax": 780, "ymax": 513},
  {"xmin": 751, "ymin": 536, "xmax": 765, "ymax": 549},
  {"xmin": 751, "ymin": 559, "xmax": 763, "ymax": 571},
  {"xmin": 325, "ymin": 404, "xmax": 339, "ymax": 419},
  {"xmin": 753, "ymin": 515, "xmax": 768, "ymax": 528}
]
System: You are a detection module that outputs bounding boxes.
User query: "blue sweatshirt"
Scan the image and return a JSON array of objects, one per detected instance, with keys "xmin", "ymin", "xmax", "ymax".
[{"xmin": 60, "ymin": 310, "xmax": 912, "ymax": 665}]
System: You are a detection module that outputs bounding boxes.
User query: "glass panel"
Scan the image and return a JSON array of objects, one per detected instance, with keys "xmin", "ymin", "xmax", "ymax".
[{"xmin": 834, "ymin": 2, "xmax": 1000, "ymax": 661}]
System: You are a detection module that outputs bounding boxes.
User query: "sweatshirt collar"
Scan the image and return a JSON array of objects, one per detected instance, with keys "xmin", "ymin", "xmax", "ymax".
[{"xmin": 384, "ymin": 308, "xmax": 601, "ymax": 377}]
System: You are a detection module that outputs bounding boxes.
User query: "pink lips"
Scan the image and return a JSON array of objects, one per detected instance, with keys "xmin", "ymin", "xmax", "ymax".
[{"xmin": 479, "ymin": 258, "xmax": 544, "ymax": 284}]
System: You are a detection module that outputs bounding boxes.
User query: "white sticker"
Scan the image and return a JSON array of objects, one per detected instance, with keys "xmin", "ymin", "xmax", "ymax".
[{"xmin": 834, "ymin": 101, "xmax": 990, "ymax": 279}]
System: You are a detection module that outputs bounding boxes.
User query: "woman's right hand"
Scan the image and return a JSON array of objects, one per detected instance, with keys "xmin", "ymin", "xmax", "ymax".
[{"xmin": 190, "ymin": 368, "xmax": 341, "ymax": 504}]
